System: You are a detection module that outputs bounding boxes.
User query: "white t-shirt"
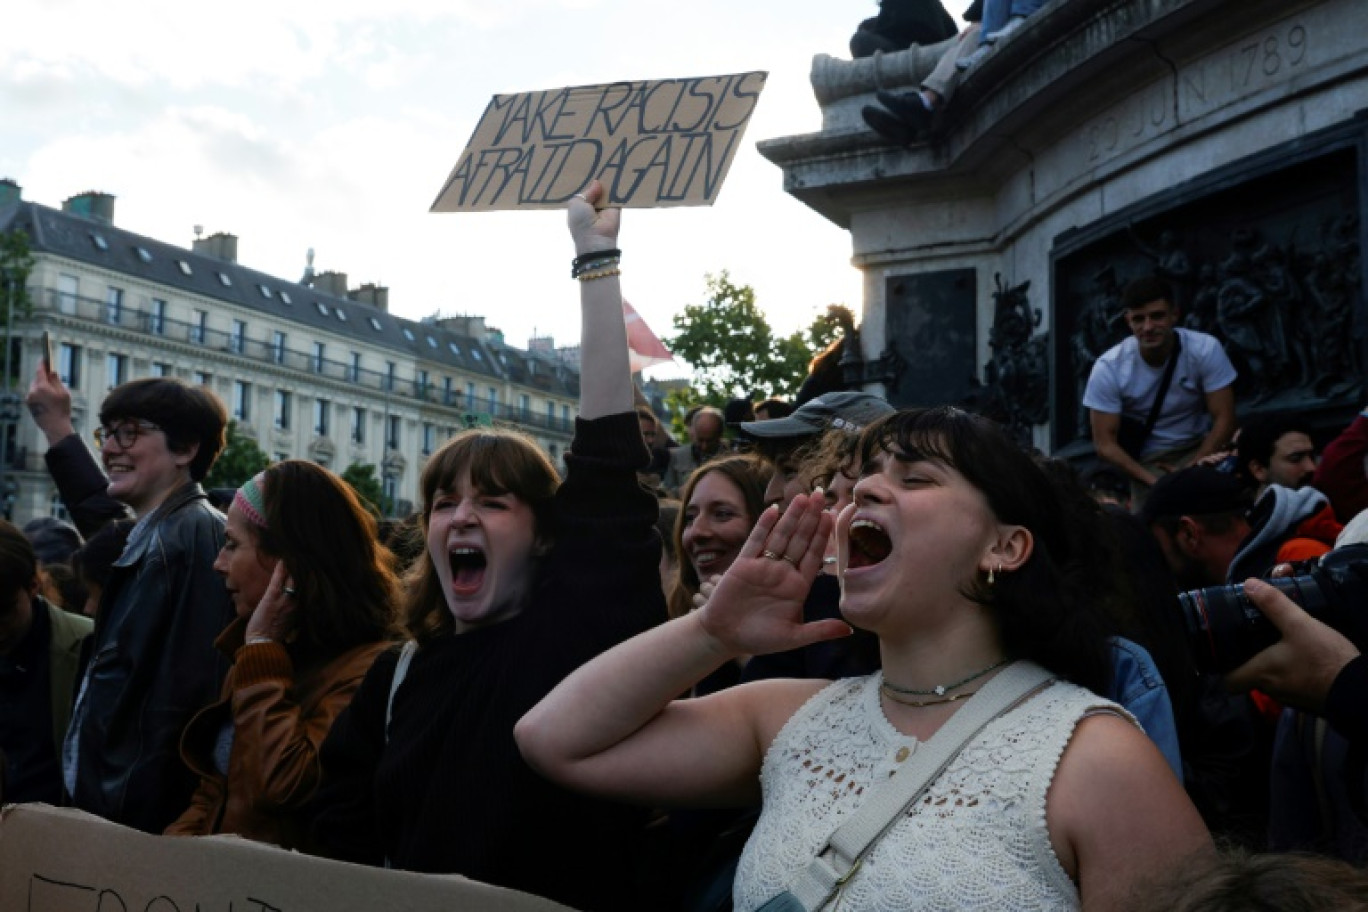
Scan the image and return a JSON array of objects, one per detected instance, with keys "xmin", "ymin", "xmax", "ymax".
[{"xmin": 1082, "ymin": 328, "xmax": 1236, "ymax": 457}]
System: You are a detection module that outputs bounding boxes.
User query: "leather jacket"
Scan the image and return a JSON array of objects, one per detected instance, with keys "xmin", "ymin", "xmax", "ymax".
[
  {"xmin": 66, "ymin": 481, "xmax": 234, "ymax": 833},
  {"xmin": 167, "ymin": 618, "xmax": 388, "ymax": 848}
]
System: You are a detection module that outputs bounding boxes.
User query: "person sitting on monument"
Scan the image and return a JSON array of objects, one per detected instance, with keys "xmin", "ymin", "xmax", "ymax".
[
  {"xmin": 849, "ymin": 0, "xmax": 959, "ymax": 58},
  {"xmin": 862, "ymin": 0, "xmax": 1043, "ymax": 146},
  {"xmin": 1083, "ymin": 276, "xmax": 1237, "ymax": 497}
]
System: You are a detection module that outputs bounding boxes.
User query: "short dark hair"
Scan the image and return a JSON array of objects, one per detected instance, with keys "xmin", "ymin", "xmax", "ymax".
[
  {"xmin": 0, "ymin": 520, "xmax": 37, "ymax": 616},
  {"xmin": 1120, "ymin": 275, "xmax": 1174, "ymax": 312},
  {"xmin": 856, "ymin": 407, "xmax": 1115, "ymax": 694},
  {"xmin": 99, "ymin": 378, "xmax": 228, "ymax": 481},
  {"xmin": 755, "ymin": 398, "xmax": 795, "ymax": 420},
  {"xmin": 1237, "ymin": 413, "xmax": 1314, "ymax": 477}
]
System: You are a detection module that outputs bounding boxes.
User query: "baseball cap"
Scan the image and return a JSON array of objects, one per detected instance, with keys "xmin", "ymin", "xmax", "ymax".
[
  {"xmin": 738, "ymin": 392, "xmax": 894, "ymax": 441},
  {"xmin": 1140, "ymin": 465, "xmax": 1251, "ymax": 525}
]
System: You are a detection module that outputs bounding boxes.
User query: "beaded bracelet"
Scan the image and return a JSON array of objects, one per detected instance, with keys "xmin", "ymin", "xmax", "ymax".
[
  {"xmin": 571, "ymin": 248, "xmax": 621, "ymax": 279},
  {"xmin": 577, "ymin": 266, "xmax": 621, "ymax": 282}
]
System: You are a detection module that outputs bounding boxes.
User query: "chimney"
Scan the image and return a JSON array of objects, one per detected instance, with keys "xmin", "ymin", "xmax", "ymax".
[
  {"xmin": 431, "ymin": 314, "xmax": 486, "ymax": 338},
  {"xmin": 192, "ymin": 231, "xmax": 238, "ymax": 263},
  {"xmin": 62, "ymin": 191, "xmax": 116, "ymax": 225},
  {"xmin": 528, "ymin": 335, "xmax": 555, "ymax": 353},
  {"xmin": 311, "ymin": 270, "xmax": 349, "ymax": 297},
  {"xmin": 348, "ymin": 282, "xmax": 389, "ymax": 312},
  {"xmin": 0, "ymin": 179, "xmax": 20, "ymax": 208}
]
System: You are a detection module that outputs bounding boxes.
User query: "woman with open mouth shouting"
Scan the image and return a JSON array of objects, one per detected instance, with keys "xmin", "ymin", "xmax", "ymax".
[
  {"xmin": 309, "ymin": 180, "xmax": 666, "ymax": 912},
  {"xmin": 518, "ymin": 406, "xmax": 1212, "ymax": 911}
]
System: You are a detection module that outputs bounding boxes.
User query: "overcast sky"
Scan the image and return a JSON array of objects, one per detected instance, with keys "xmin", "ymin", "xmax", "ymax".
[{"xmin": 3, "ymin": 2, "xmax": 963, "ymax": 379}]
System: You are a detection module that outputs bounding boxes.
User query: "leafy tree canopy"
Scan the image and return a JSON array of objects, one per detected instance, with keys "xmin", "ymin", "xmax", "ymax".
[
  {"xmin": 204, "ymin": 420, "xmax": 270, "ymax": 491},
  {"xmin": 340, "ymin": 462, "xmax": 386, "ymax": 517}
]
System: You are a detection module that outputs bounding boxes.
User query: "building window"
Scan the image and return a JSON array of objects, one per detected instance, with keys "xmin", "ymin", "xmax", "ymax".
[
  {"xmin": 351, "ymin": 407, "xmax": 366, "ymax": 444},
  {"xmin": 272, "ymin": 331, "xmax": 286, "ymax": 364},
  {"xmin": 444, "ymin": 376, "xmax": 454, "ymax": 405},
  {"xmin": 58, "ymin": 344, "xmax": 81, "ymax": 389},
  {"xmin": 149, "ymin": 298, "xmax": 166, "ymax": 335},
  {"xmin": 233, "ymin": 380, "xmax": 251, "ymax": 421},
  {"xmin": 466, "ymin": 381, "xmax": 476, "ymax": 409},
  {"xmin": 191, "ymin": 310, "xmax": 207, "ymax": 346},
  {"xmin": 57, "ymin": 275, "xmax": 78, "ymax": 315},
  {"xmin": 275, "ymin": 390, "xmax": 291, "ymax": 430},
  {"xmin": 382, "ymin": 474, "xmax": 397, "ymax": 513},
  {"xmin": 230, "ymin": 319, "xmax": 246, "ymax": 354},
  {"xmin": 385, "ymin": 361, "xmax": 396, "ymax": 392},
  {"xmin": 519, "ymin": 393, "xmax": 531, "ymax": 419},
  {"xmin": 546, "ymin": 400, "xmax": 556, "ymax": 424},
  {"xmin": 417, "ymin": 369, "xmax": 429, "ymax": 398},
  {"xmin": 217, "ymin": 272, "xmax": 232, "ymax": 287},
  {"xmin": 279, "ymin": 291, "xmax": 293, "ymax": 305},
  {"xmin": 105, "ymin": 286, "xmax": 123, "ymax": 325},
  {"xmin": 177, "ymin": 260, "xmax": 193, "ymax": 276},
  {"xmin": 488, "ymin": 387, "xmax": 498, "ymax": 413},
  {"xmin": 151, "ymin": 362, "xmax": 171, "ymax": 378},
  {"xmin": 312, "ymin": 341, "xmax": 325, "ymax": 373},
  {"xmin": 193, "ymin": 370, "xmax": 211, "ymax": 387},
  {"xmin": 314, "ymin": 399, "xmax": 330, "ymax": 436},
  {"xmin": 562, "ymin": 404, "xmax": 570, "ymax": 426},
  {"xmin": 386, "ymin": 415, "xmax": 400, "ymax": 449},
  {"xmin": 422, "ymin": 422, "xmax": 435, "ymax": 455},
  {"xmin": 350, "ymin": 352, "xmax": 361, "ymax": 383},
  {"xmin": 106, "ymin": 353, "xmax": 126, "ymax": 387}
]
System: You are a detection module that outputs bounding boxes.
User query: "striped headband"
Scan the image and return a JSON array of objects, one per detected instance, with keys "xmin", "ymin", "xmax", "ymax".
[{"xmin": 233, "ymin": 472, "xmax": 268, "ymax": 529}]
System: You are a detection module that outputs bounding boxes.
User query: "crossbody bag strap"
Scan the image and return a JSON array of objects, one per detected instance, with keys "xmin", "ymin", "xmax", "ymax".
[
  {"xmin": 1140, "ymin": 330, "xmax": 1183, "ymax": 444},
  {"xmin": 385, "ymin": 640, "xmax": 419, "ymax": 744},
  {"xmin": 786, "ymin": 662, "xmax": 1056, "ymax": 911}
]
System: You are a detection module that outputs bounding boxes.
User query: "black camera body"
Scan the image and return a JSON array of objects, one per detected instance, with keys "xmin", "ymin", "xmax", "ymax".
[{"xmin": 1178, "ymin": 543, "xmax": 1368, "ymax": 674}]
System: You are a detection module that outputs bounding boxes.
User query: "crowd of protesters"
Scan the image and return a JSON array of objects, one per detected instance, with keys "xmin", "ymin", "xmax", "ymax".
[{"xmin": 6, "ymin": 177, "xmax": 1368, "ymax": 911}]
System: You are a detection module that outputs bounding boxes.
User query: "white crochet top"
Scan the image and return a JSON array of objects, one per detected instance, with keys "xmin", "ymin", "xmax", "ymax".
[{"xmin": 733, "ymin": 673, "xmax": 1124, "ymax": 912}]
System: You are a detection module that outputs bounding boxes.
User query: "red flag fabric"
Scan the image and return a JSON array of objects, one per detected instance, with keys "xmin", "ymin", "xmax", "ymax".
[{"xmin": 623, "ymin": 299, "xmax": 673, "ymax": 373}]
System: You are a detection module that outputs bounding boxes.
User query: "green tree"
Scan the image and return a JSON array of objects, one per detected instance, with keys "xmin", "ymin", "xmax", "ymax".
[
  {"xmin": 0, "ymin": 228, "xmax": 35, "ymax": 387},
  {"xmin": 666, "ymin": 273, "xmax": 855, "ymax": 404},
  {"xmin": 340, "ymin": 462, "xmax": 386, "ymax": 517},
  {"xmin": 0, "ymin": 229, "xmax": 34, "ymax": 323},
  {"xmin": 204, "ymin": 420, "xmax": 270, "ymax": 490}
]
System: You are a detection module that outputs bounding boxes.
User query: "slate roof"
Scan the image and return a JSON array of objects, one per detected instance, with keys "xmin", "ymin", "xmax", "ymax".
[{"xmin": 0, "ymin": 199, "xmax": 579, "ymax": 398}]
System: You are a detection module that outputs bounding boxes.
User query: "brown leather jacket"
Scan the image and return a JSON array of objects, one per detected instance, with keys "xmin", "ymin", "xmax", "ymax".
[{"xmin": 166, "ymin": 618, "xmax": 389, "ymax": 849}]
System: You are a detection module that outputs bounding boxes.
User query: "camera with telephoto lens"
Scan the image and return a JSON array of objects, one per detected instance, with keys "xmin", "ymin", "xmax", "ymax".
[{"xmin": 1178, "ymin": 543, "xmax": 1368, "ymax": 674}]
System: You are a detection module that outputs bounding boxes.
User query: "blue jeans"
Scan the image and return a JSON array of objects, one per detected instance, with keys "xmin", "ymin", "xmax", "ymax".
[{"xmin": 979, "ymin": 0, "xmax": 1047, "ymax": 45}]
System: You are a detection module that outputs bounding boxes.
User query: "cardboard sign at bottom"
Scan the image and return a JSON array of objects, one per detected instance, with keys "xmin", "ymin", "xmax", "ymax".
[{"xmin": 0, "ymin": 804, "xmax": 577, "ymax": 912}]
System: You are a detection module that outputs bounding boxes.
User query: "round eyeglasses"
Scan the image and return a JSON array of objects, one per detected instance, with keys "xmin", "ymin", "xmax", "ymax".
[{"xmin": 94, "ymin": 420, "xmax": 161, "ymax": 449}]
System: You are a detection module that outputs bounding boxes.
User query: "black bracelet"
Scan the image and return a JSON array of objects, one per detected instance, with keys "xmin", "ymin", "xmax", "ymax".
[{"xmin": 571, "ymin": 248, "xmax": 621, "ymax": 278}]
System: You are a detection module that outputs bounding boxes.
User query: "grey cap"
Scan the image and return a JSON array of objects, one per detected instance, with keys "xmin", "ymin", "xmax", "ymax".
[{"xmin": 738, "ymin": 391, "xmax": 894, "ymax": 441}]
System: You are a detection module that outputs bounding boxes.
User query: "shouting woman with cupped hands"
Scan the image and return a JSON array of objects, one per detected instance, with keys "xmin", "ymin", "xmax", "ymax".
[{"xmin": 517, "ymin": 407, "xmax": 1212, "ymax": 911}]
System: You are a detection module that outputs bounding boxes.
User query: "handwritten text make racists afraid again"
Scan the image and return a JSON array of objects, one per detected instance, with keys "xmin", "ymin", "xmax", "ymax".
[{"xmin": 432, "ymin": 72, "xmax": 768, "ymax": 212}]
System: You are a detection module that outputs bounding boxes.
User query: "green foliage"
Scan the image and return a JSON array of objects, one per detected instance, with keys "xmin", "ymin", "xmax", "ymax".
[
  {"xmin": 0, "ymin": 229, "xmax": 35, "ymax": 324},
  {"xmin": 666, "ymin": 273, "xmax": 855, "ymax": 408},
  {"xmin": 340, "ymin": 462, "xmax": 386, "ymax": 517},
  {"xmin": 204, "ymin": 420, "xmax": 270, "ymax": 490}
]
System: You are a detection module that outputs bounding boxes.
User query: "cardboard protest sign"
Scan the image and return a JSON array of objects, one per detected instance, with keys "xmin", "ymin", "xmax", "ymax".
[
  {"xmin": 431, "ymin": 72, "xmax": 767, "ymax": 212},
  {"xmin": 0, "ymin": 803, "xmax": 577, "ymax": 911}
]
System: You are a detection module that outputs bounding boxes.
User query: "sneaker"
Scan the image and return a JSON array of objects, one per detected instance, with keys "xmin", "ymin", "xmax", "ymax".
[
  {"xmin": 862, "ymin": 105, "xmax": 922, "ymax": 147},
  {"xmin": 875, "ymin": 90, "xmax": 935, "ymax": 133},
  {"xmin": 984, "ymin": 15, "xmax": 1027, "ymax": 44},
  {"xmin": 955, "ymin": 44, "xmax": 993, "ymax": 71}
]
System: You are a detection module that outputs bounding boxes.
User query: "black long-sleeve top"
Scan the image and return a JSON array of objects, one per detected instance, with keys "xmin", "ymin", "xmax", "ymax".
[{"xmin": 310, "ymin": 412, "xmax": 666, "ymax": 911}]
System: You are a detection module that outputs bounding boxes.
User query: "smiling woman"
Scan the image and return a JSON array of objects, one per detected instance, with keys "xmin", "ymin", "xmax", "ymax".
[
  {"xmin": 307, "ymin": 181, "xmax": 667, "ymax": 912},
  {"xmin": 669, "ymin": 454, "xmax": 768, "ymax": 620}
]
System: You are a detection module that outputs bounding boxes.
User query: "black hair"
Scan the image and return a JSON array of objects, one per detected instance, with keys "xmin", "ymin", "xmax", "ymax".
[
  {"xmin": 99, "ymin": 378, "xmax": 228, "ymax": 480},
  {"xmin": 1236, "ymin": 413, "xmax": 1314, "ymax": 482},
  {"xmin": 857, "ymin": 408, "xmax": 1115, "ymax": 694},
  {"xmin": 1120, "ymin": 275, "xmax": 1174, "ymax": 312}
]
